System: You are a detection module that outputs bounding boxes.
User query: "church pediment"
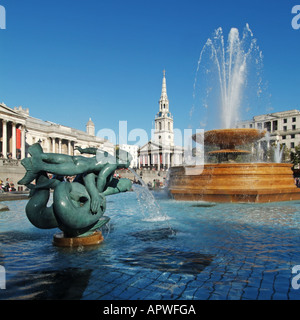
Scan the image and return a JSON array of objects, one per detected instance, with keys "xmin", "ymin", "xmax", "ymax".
[
  {"xmin": 138, "ymin": 140, "xmax": 179, "ymax": 154},
  {"xmin": 139, "ymin": 140, "xmax": 160, "ymax": 152}
]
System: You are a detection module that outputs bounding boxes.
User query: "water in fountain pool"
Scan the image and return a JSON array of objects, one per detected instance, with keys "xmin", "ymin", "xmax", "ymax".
[{"xmin": 1, "ymin": 193, "xmax": 300, "ymax": 300}]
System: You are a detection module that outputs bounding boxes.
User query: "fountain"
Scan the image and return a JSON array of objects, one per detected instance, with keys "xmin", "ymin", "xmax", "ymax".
[
  {"xmin": 169, "ymin": 128, "xmax": 300, "ymax": 203},
  {"xmin": 168, "ymin": 25, "xmax": 300, "ymax": 203}
]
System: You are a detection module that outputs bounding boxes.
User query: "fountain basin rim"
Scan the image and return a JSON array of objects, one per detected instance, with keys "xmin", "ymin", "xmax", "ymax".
[
  {"xmin": 171, "ymin": 163, "xmax": 293, "ymax": 170},
  {"xmin": 192, "ymin": 128, "xmax": 266, "ymax": 146},
  {"xmin": 170, "ymin": 163, "xmax": 294, "ymax": 177},
  {"xmin": 208, "ymin": 149, "xmax": 251, "ymax": 155}
]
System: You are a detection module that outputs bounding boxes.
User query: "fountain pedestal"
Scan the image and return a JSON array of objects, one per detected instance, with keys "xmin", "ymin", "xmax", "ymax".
[
  {"xmin": 53, "ymin": 231, "xmax": 104, "ymax": 247},
  {"xmin": 169, "ymin": 129, "xmax": 300, "ymax": 203},
  {"xmin": 169, "ymin": 163, "xmax": 300, "ymax": 203}
]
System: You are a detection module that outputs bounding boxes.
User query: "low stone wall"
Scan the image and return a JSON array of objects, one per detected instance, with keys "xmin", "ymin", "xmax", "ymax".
[
  {"xmin": 116, "ymin": 169, "xmax": 168, "ymax": 185},
  {"xmin": 0, "ymin": 159, "xmax": 26, "ymax": 190}
]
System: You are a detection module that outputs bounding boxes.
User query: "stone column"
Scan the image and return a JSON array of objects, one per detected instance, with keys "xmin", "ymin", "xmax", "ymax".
[
  {"xmin": 58, "ymin": 139, "xmax": 62, "ymax": 154},
  {"xmin": 2, "ymin": 120, "xmax": 7, "ymax": 158},
  {"xmin": 52, "ymin": 138, "xmax": 56, "ymax": 153},
  {"xmin": 142, "ymin": 154, "xmax": 145, "ymax": 167},
  {"xmin": 165, "ymin": 153, "xmax": 167, "ymax": 169},
  {"xmin": 21, "ymin": 125, "xmax": 26, "ymax": 159},
  {"xmin": 168, "ymin": 153, "xmax": 170, "ymax": 169},
  {"xmin": 157, "ymin": 153, "xmax": 160, "ymax": 171},
  {"xmin": 12, "ymin": 122, "xmax": 17, "ymax": 159},
  {"xmin": 68, "ymin": 140, "xmax": 71, "ymax": 155}
]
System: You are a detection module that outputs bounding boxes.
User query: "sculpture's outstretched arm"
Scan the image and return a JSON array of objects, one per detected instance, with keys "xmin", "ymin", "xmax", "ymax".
[
  {"xmin": 75, "ymin": 146, "xmax": 97, "ymax": 155},
  {"xmin": 103, "ymin": 178, "xmax": 132, "ymax": 196}
]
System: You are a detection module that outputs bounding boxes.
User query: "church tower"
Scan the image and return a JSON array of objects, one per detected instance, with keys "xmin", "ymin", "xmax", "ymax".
[{"xmin": 154, "ymin": 70, "xmax": 174, "ymax": 146}]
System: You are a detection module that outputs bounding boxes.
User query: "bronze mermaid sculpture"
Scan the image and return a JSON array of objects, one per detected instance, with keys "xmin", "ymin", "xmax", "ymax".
[{"xmin": 18, "ymin": 143, "xmax": 132, "ymax": 237}]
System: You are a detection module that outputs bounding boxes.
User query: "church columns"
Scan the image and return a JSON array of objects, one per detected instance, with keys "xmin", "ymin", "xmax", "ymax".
[
  {"xmin": 165, "ymin": 152, "xmax": 170, "ymax": 169},
  {"xmin": 162, "ymin": 152, "xmax": 165, "ymax": 169},
  {"xmin": 138, "ymin": 151, "xmax": 174, "ymax": 170},
  {"xmin": 167, "ymin": 153, "xmax": 171, "ymax": 168},
  {"xmin": 157, "ymin": 153, "xmax": 160, "ymax": 171},
  {"xmin": 142, "ymin": 155, "xmax": 146, "ymax": 167},
  {"xmin": 165, "ymin": 152, "xmax": 169, "ymax": 169},
  {"xmin": 160, "ymin": 152, "xmax": 171, "ymax": 170}
]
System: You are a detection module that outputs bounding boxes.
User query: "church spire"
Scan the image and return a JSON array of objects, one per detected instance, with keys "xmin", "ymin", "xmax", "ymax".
[
  {"xmin": 160, "ymin": 69, "xmax": 168, "ymax": 100},
  {"xmin": 154, "ymin": 70, "xmax": 174, "ymax": 147},
  {"xmin": 159, "ymin": 70, "xmax": 169, "ymax": 113}
]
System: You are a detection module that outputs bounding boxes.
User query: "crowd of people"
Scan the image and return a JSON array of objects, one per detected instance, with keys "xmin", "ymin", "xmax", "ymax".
[
  {"xmin": 0, "ymin": 178, "xmax": 17, "ymax": 192},
  {"xmin": 0, "ymin": 151, "xmax": 22, "ymax": 159}
]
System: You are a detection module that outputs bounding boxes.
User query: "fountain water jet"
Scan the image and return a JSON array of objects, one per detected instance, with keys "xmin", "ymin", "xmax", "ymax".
[
  {"xmin": 128, "ymin": 168, "xmax": 171, "ymax": 222},
  {"xmin": 192, "ymin": 24, "xmax": 264, "ymax": 130},
  {"xmin": 273, "ymin": 143, "xmax": 284, "ymax": 164},
  {"xmin": 168, "ymin": 25, "xmax": 300, "ymax": 203}
]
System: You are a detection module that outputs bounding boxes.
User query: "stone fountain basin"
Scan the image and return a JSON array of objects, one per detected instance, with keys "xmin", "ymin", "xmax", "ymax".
[
  {"xmin": 169, "ymin": 128, "xmax": 300, "ymax": 203},
  {"xmin": 193, "ymin": 128, "xmax": 266, "ymax": 148},
  {"xmin": 168, "ymin": 163, "xmax": 300, "ymax": 203},
  {"xmin": 208, "ymin": 149, "xmax": 250, "ymax": 155}
]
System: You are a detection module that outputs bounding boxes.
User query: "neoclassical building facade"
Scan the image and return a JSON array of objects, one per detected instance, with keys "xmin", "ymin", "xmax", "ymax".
[
  {"xmin": 0, "ymin": 102, "xmax": 114, "ymax": 186},
  {"xmin": 236, "ymin": 109, "xmax": 300, "ymax": 151},
  {"xmin": 0, "ymin": 102, "xmax": 114, "ymax": 159}
]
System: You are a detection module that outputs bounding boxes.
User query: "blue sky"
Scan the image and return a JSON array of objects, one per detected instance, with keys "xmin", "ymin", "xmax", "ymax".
[{"xmin": 0, "ymin": 0, "xmax": 300, "ymax": 144}]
